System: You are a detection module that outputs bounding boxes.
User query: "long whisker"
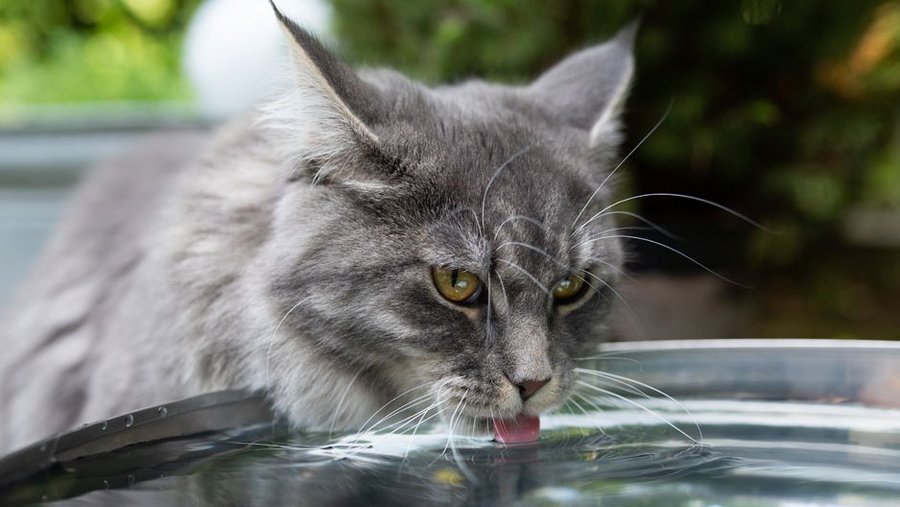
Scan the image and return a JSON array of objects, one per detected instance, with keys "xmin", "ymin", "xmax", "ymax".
[
  {"xmin": 588, "ymin": 210, "xmax": 680, "ymax": 240},
  {"xmin": 398, "ymin": 403, "xmax": 440, "ymax": 462},
  {"xmin": 494, "ymin": 241, "xmax": 559, "ymax": 265},
  {"xmin": 568, "ymin": 391, "xmax": 608, "ymax": 436},
  {"xmin": 402, "ymin": 400, "xmax": 443, "ymax": 459},
  {"xmin": 485, "ymin": 272, "xmax": 493, "ymax": 348},
  {"xmin": 328, "ymin": 369, "xmax": 363, "ymax": 439},
  {"xmin": 575, "ymin": 368, "xmax": 703, "ymax": 443},
  {"xmin": 575, "ymin": 192, "xmax": 772, "ymax": 236},
  {"xmin": 495, "ymin": 259, "xmax": 549, "ymax": 294},
  {"xmin": 566, "ymin": 392, "xmax": 589, "ymax": 417},
  {"xmin": 335, "ymin": 393, "xmax": 438, "ymax": 461},
  {"xmin": 578, "ymin": 271, "xmax": 648, "ymax": 339},
  {"xmin": 450, "ymin": 206, "xmax": 481, "ymax": 232},
  {"xmin": 573, "ymin": 234, "xmax": 751, "ymax": 288},
  {"xmin": 361, "ymin": 392, "xmax": 434, "ymax": 434},
  {"xmin": 594, "ymin": 226, "xmax": 667, "ymax": 235},
  {"xmin": 495, "ymin": 270, "xmax": 509, "ymax": 307},
  {"xmin": 265, "ymin": 296, "xmax": 312, "ymax": 390},
  {"xmin": 480, "ymin": 145, "xmax": 535, "ymax": 232},
  {"xmin": 585, "ymin": 256, "xmax": 635, "ymax": 283},
  {"xmin": 349, "ymin": 384, "xmax": 432, "ymax": 441},
  {"xmin": 448, "ymin": 393, "xmax": 477, "ymax": 483},
  {"xmin": 492, "ymin": 214, "xmax": 549, "ymax": 242},
  {"xmin": 571, "ymin": 101, "xmax": 673, "ymax": 230},
  {"xmin": 441, "ymin": 390, "xmax": 469, "ymax": 457},
  {"xmin": 575, "ymin": 380, "xmax": 698, "ymax": 443},
  {"xmin": 495, "ymin": 240, "xmax": 634, "ymax": 288},
  {"xmin": 574, "ymin": 352, "xmax": 642, "ymax": 365},
  {"xmin": 379, "ymin": 398, "xmax": 446, "ymax": 440}
]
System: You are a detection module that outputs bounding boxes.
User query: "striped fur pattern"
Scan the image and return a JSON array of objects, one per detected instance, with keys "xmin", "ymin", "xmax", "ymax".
[{"xmin": 0, "ymin": 10, "xmax": 635, "ymax": 453}]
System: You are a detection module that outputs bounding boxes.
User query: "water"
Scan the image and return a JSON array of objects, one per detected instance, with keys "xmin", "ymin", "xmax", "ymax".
[{"xmin": 1, "ymin": 340, "xmax": 898, "ymax": 506}]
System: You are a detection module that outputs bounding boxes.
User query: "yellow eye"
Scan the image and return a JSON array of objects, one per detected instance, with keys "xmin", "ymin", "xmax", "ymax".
[
  {"xmin": 433, "ymin": 268, "xmax": 482, "ymax": 304},
  {"xmin": 552, "ymin": 274, "xmax": 586, "ymax": 304}
]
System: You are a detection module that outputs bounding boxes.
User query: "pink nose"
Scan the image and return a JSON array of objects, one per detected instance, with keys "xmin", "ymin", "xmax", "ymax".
[{"xmin": 517, "ymin": 378, "xmax": 550, "ymax": 401}]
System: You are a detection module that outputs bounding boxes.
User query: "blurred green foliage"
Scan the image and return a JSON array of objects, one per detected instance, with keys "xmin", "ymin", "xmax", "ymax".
[
  {"xmin": 0, "ymin": 0, "xmax": 201, "ymax": 105},
  {"xmin": 1, "ymin": 0, "xmax": 899, "ymax": 338}
]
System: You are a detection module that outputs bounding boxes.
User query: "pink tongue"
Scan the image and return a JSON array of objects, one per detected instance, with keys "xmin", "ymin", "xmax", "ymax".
[{"xmin": 493, "ymin": 415, "xmax": 541, "ymax": 444}]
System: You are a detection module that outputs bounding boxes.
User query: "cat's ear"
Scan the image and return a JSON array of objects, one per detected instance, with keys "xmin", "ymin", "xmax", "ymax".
[
  {"xmin": 266, "ymin": 1, "xmax": 384, "ymax": 183},
  {"xmin": 527, "ymin": 22, "xmax": 637, "ymax": 149}
]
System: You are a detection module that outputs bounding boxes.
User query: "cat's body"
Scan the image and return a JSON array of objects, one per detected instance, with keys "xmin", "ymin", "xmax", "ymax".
[{"xmin": 0, "ymin": 8, "xmax": 635, "ymax": 454}]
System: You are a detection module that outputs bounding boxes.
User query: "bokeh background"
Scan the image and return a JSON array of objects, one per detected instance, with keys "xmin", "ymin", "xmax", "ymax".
[{"xmin": 1, "ymin": 0, "xmax": 898, "ymax": 340}]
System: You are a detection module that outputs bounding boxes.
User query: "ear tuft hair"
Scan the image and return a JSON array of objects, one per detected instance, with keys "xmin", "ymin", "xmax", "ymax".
[
  {"xmin": 527, "ymin": 21, "xmax": 638, "ymax": 150},
  {"xmin": 263, "ymin": 1, "xmax": 383, "ymax": 184}
]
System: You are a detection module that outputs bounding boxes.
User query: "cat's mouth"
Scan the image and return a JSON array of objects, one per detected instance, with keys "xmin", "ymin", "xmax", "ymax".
[
  {"xmin": 447, "ymin": 413, "xmax": 543, "ymax": 444},
  {"xmin": 492, "ymin": 414, "xmax": 541, "ymax": 443},
  {"xmin": 429, "ymin": 371, "xmax": 569, "ymax": 444}
]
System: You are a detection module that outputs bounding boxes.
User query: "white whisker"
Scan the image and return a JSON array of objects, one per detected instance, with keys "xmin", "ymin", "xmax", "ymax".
[
  {"xmin": 495, "ymin": 270, "xmax": 509, "ymax": 308},
  {"xmin": 575, "ymin": 380, "xmax": 698, "ymax": 443},
  {"xmin": 576, "ymin": 192, "xmax": 771, "ymax": 236},
  {"xmin": 494, "ymin": 241, "xmax": 560, "ymax": 266},
  {"xmin": 328, "ymin": 369, "xmax": 363, "ymax": 438},
  {"xmin": 440, "ymin": 390, "xmax": 468, "ymax": 457},
  {"xmin": 495, "ymin": 259, "xmax": 549, "ymax": 294},
  {"xmin": 571, "ymin": 101, "xmax": 673, "ymax": 230},
  {"xmin": 348, "ymin": 384, "xmax": 432, "ymax": 442},
  {"xmin": 573, "ymin": 234, "xmax": 751, "ymax": 288},
  {"xmin": 575, "ymin": 368, "xmax": 703, "ymax": 443},
  {"xmin": 578, "ymin": 271, "xmax": 647, "ymax": 339},
  {"xmin": 568, "ymin": 392, "xmax": 608, "ymax": 436},
  {"xmin": 486, "ymin": 271, "xmax": 493, "ymax": 348},
  {"xmin": 492, "ymin": 214, "xmax": 549, "ymax": 242},
  {"xmin": 265, "ymin": 296, "xmax": 313, "ymax": 390},
  {"xmin": 585, "ymin": 256, "xmax": 635, "ymax": 282},
  {"xmin": 480, "ymin": 145, "xmax": 535, "ymax": 232},
  {"xmin": 588, "ymin": 210, "xmax": 679, "ymax": 239}
]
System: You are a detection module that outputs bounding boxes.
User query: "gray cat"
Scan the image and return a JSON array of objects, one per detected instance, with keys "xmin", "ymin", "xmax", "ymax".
[{"xmin": 0, "ymin": 6, "xmax": 634, "ymax": 453}]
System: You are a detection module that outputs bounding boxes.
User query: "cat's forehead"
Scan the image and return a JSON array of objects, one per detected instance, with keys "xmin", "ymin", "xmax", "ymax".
[
  {"xmin": 414, "ymin": 144, "xmax": 611, "ymax": 282},
  {"xmin": 370, "ymin": 81, "xmax": 618, "ymax": 277},
  {"xmin": 377, "ymin": 85, "xmax": 592, "ymax": 187}
]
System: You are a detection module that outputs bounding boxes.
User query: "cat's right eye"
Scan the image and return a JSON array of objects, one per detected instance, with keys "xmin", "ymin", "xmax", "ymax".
[
  {"xmin": 551, "ymin": 273, "xmax": 588, "ymax": 306},
  {"xmin": 433, "ymin": 268, "xmax": 482, "ymax": 304}
]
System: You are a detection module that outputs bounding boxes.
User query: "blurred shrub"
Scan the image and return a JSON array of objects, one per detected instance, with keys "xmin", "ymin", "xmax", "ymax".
[{"xmin": 0, "ymin": 0, "xmax": 201, "ymax": 106}]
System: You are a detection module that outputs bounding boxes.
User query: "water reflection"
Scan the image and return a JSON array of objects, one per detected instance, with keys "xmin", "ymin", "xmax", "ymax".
[
  {"xmin": 4, "ymin": 341, "xmax": 900, "ymax": 506},
  {"xmin": 172, "ymin": 435, "xmax": 727, "ymax": 507},
  {"xmin": 37, "ymin": 400, "xmax": 899, "ymax": 507}
]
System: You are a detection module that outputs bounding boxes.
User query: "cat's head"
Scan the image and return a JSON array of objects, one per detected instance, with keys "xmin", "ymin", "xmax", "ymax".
[{"xmin": 261, "ymin": 6, "xmax": 635, "ymax": 436}]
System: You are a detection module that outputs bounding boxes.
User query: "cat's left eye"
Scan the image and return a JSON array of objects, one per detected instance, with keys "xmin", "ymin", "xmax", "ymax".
[
  {"xmin": 433, "ymin": 268, "xmax": 482, "ymax": 304},
  {"xmin": 552, "ymin": 273, "xmax": 587, "ymax": 305}
]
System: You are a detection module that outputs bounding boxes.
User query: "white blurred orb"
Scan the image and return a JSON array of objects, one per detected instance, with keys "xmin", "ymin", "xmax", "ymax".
[{"xmin": 183, "ymin": 0, "xmax": 333, "ymax": 120}]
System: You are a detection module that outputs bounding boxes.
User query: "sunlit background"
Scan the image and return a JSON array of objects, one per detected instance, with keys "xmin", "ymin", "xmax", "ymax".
[{"xmin": 1, "ymin": 0, "xmax": 898, "ymax": 340}]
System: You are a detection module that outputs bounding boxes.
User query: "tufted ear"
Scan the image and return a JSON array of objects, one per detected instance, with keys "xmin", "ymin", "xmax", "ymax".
[
  {"xmin": 527, "ymin": 22, "xmax": 637, "ymax": 149},
  {"xmin": 267, "ymin": 1, "xmax": 385, "ymax": 183}
]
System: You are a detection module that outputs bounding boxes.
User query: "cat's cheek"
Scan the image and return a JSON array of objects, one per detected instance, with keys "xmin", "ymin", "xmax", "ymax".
[{"xmin": 566, "ymin": 297, "xmax": 614, "ymax": 342}]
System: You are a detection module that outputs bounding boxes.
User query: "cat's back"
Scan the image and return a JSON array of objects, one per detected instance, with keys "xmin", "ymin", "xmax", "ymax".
[{"xmin": 0, "ymin": 129, "xmax": 209, "ymax": 452}]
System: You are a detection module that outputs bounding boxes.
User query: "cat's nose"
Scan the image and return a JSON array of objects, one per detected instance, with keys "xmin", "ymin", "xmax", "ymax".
[{"xmin": 516, "ymin": 378, "xmax": 550, "ymax": 401}]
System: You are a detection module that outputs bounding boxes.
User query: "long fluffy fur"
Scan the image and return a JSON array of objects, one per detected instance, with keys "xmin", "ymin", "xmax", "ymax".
[{"xmin": 0, "ymin": 16, "xmax": 635, "ymax": 453}]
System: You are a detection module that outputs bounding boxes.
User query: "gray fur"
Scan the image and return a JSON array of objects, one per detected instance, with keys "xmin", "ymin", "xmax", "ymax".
[{"xmin": 0, "ymin": 11, "xmax": 634, "ymax": 453}]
